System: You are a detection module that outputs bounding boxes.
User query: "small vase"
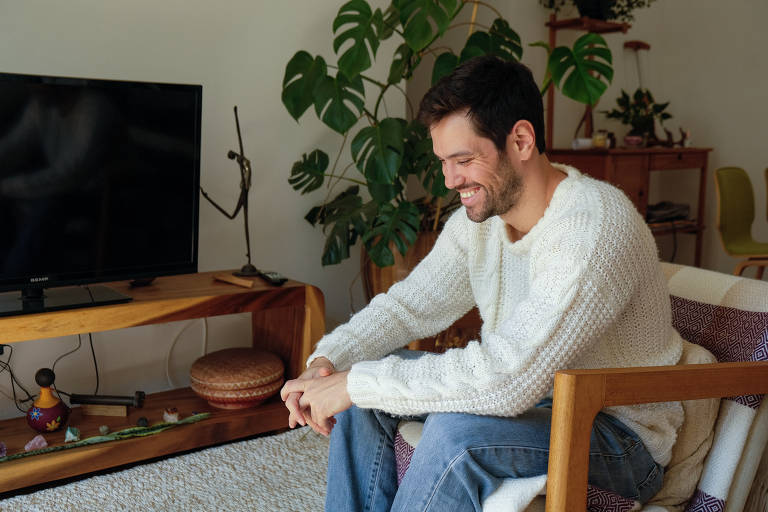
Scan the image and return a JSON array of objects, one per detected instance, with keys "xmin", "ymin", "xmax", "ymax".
[{"xmin": 26, "ymin": 386, "xmax": 69, "ymax": 433}]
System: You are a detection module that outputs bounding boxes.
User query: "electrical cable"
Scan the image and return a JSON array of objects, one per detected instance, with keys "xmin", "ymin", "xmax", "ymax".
[
  {"xmin": 84, "ymin": 286, "xmax": 100, "ymax": 394},
  {"xmin": 52, "ymin": 334, "xmax": 82, "ymax": 376},
  {"xmin": 165, "ymin": 318, "xmax": 209, "ymax": 388},
  {"xmin": 87, "ymin": 332, "xmax": 99, "ymax": 395},
  {"xmin": 0, "ymin": 344, "xmax": 36, "ymax": 413}
]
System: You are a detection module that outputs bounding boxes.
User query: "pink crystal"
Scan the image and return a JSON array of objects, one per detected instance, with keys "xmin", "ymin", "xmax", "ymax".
[{"xmin": 24, "ymin": 434, "xmax": 48, "ymax": 452}]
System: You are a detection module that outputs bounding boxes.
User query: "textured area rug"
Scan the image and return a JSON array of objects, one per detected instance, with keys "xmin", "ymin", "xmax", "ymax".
[{"xmin": 1, "ymin": 427, "xmax": 329, "ymax": 511}]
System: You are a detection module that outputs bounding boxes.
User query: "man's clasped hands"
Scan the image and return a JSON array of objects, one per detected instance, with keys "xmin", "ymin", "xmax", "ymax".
[{"xmin": 280, "ymin": 357, "xmax": 352, "ymax": 436}]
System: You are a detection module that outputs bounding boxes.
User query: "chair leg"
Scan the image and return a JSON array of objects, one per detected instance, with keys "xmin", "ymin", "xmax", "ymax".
[
  {"xmin": 734, "ymin": 261, "xmax": 749, "ymax": 276},
  {"xmin": 758, "ymin": 266, "xmax": 765, "ymax": 280}
]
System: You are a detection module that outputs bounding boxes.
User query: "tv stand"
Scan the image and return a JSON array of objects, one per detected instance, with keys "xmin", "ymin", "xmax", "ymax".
[
  {"xmin": 0, "ymin": 270, "xmax": 324, "ymax": 494},
  {"xmin": 0, "ymin": 285, "xmax": 132, "ymax": 317}
]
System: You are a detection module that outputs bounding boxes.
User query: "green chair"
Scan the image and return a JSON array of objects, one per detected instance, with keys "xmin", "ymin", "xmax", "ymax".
[{"xmin": 715, "ymin": 166, "xmax": 768, "ymax": 277}]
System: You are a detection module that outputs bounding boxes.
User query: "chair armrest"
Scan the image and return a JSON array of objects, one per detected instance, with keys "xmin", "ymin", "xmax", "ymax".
[{"xmin": 545, "ymin": 361, "xmax": 768, "ymax": 512}]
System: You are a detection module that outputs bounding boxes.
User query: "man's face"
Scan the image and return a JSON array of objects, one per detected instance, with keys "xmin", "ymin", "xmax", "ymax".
[{"xmin": 430, "ymin": 111, "xmax": 522, "ymax": 223}]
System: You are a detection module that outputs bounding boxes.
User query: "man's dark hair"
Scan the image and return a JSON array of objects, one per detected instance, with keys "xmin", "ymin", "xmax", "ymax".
[{"xmin": 418, "ymin": 55, "xmax": 546, "ymax": 155}]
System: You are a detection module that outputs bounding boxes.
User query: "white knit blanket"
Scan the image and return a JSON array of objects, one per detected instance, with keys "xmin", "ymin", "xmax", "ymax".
[{"xmin": 0, "ymin": 428, "xmax": 329, "ymax": 511}]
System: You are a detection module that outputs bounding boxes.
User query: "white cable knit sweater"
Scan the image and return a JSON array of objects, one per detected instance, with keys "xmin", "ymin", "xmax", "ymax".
[{"xmin": 310, "ymin": 165, "xmax": 684, "ymax": 466}]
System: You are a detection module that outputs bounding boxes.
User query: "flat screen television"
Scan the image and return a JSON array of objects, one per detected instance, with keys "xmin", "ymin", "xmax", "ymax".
[{"xmin": 0, "ymin": 72, "xmax": 201, "ymax": 316}]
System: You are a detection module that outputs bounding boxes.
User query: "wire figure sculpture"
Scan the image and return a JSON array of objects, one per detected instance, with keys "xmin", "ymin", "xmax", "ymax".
[{"xmin": 200, "ymin": 106, "xmax": 258, "ymax": 277}]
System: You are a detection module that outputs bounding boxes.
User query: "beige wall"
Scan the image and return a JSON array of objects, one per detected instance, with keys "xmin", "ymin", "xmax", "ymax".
[
  {"xmin": 0, "ymin": 1, "xmax": 765, "ymax": 419},
  {"xmin": 0, "ymin": 0, "xmax": 400, "ymax": 419}
]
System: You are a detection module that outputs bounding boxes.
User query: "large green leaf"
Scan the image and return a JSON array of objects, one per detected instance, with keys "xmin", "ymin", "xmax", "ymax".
[
  {"xmin": 548, "ymin": 33, "xmax": 613, "ymax": 106},
  {"xmin": 282, "ymin": 51, "xmax": 327, "ymax": 121},
  {"xmin": 460, "ymin": 19, "xmax": 522, "ymax": 62},
  {"xmin": 431, "ymin": 51, "xmax": 458, "ymax": 85},
  {"xmin": 288, "ymin": 149, "xmax": 329, "ymax": 195},
  {"xmin": 389, "ymin": 43, "xmax": 420, "ymax": 84},
  {"xmin": 304, "ymin": 186, "xmax": 367, "ymax": 266},
  {"xmin": 376, "ymin": 4, "xmax": 401, "ymax": 41},
  {"xmin": 363, "ymin": 201, "xmax": 420, "ymax": 267},
  {"xmin": 398, "ymin": 120, "xmax": 447, "ymax": 197},
  {"xmin": 313, "ymin": 71, "xmax": 365, "ymax": 134},
  {"xmin": 350, "ymin": 117, "xmax": 404, "ymax": 184},
  {"xmin": 333, "ymin": 0, "xmax": 381, "ymax": 79},
  {"xmin": 395, "ymin": 0, "xmax": 461, "ymax": 52}
]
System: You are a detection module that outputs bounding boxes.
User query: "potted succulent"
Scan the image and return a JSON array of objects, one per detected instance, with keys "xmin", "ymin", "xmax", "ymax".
[
  {"xmin": 601, "ymin": 87, "xmax": 672, "ymax": 147},
  {"xmin": 282, "ymin": 0, "xmax": 614, "ymax": 275}
]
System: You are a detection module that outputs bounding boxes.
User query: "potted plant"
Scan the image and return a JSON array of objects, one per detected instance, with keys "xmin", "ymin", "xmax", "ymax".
[
  {"xmin": 282, "ymin": 0, "xmax": 614, "ymax": 275},
  {"xmin": 539, "ymin": 0, "xmax": 656, "ymax": 22},
  {"xmin": 601, "ymin": 87, "xmax": 672, "ymax": 147}
]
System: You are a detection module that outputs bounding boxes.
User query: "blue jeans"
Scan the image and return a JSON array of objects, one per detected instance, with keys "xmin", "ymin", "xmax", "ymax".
[{"xmin": 325, "ymin": 401, "xmax": 663, "ymax": 511}]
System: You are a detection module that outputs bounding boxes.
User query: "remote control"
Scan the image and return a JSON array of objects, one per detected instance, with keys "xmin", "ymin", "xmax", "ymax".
[{"xmin": 259, "ymin": 270, "xmax": 287, "ymax": 286}]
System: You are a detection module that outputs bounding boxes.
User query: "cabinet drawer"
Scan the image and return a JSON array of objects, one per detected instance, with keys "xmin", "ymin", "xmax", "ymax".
[{"xmin": 650, "ymin": 151, "xmax": 706, "ymax": 170}]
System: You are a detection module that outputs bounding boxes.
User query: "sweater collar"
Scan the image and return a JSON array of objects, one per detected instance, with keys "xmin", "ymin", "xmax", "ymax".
[{"xmin": 497, "ymin": 163, "xmax": 581, "ymax": 250}]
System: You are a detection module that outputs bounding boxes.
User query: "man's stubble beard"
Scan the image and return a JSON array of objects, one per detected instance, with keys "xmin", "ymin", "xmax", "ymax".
[{"xmin": 465, "ymin": 153, "xmax": 523, "ymax": 223}]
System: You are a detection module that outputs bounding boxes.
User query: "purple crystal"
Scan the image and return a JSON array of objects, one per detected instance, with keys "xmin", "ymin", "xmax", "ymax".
[
  {"xmin": 25, "ymin": 434, "xmax": 48, "ymax": 452},
  {"xmin": 0, "ymin": 441, "xmax": 6, "ymax": 457}
]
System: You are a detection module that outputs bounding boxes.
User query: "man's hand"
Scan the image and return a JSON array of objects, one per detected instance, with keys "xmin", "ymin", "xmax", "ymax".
[
  {"xmin": 280, "ymin": 357, "xmax": 335, "ymax": 429},
  {"xmin": 281, "ymin": 369, "xmax": 352, "ymax": 436}
]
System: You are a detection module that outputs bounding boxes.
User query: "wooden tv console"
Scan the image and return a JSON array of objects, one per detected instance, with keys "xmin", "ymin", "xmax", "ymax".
[{"xmin": 0, "ymin": 271, "xmax": 324, "ymax": 494}]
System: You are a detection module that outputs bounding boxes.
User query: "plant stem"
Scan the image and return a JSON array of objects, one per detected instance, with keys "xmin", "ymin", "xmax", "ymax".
[
  {"xmin": 374, "ymin": 83, "xmax": 390, "ymax": 119},
  {"xmin": 462, "ymin": 0, "xmax": 502, "ymax": 19},
  {"xmin": 446, "ymin": 21, "xmax": 492, "ymax": 33},
  {"xmin": 324, "ymin": 173, "xmax": 366, "ymax": 185}
]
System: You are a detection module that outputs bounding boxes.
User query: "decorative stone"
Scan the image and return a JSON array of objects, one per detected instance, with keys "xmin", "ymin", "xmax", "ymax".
[
  {"xmin": 99, "ymin": 425, "xmax": 110, "ymax": 435},
  {"xmin": 0, "ymin": 441, "xmax": 6, "ymax": 457},
  {"xmin": 24, "ymin": 434, "xmax": 48, "ymax": 452},
  {"xmin": 64, "ymin": 426, "xmax": 80, "ymax": 443},
  {"xmin": 163, "ymin": 407, "xmax": 179, "ymax": 423},
  {"xmin": 137, "ymin": 417, "xmax": 149, "ymax": 427}
]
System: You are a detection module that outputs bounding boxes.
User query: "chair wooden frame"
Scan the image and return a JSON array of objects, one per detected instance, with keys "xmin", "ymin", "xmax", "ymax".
[{"xmin": 545, "ymin": 361, "xmax": 768, "ymax": 511}]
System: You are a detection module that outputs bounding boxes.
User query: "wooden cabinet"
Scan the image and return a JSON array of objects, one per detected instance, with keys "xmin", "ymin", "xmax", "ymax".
[
  {"xmin": 548, "ymin": 147, "xmax": 712, "ymax": 266},
  {"xmin": 0, "ymin": 271, "xmax": 324, "ymax": 494}
]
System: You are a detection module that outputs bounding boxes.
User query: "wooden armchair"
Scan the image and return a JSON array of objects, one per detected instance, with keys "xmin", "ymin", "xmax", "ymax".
[
  {"xmin": 548, "ymin": 363, "xmax": 768, "ymax": 510},
  {"xmin": 395, "ymin": 263, "xmax": 768, "ymax": 511},
  {"xmin": 549, "ymin": 262, "xmax": 768, "ymax": 511}
]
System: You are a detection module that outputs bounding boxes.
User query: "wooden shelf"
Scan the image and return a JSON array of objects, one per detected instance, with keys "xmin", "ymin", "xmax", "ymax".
[
  {"xmin": 0, "ymin": 388, "xmax": 288, "ymax": 494},
  {"xmin": 545, "ymin": 16, "xmax": 630, "ymax": 34},
  {"xmin": 648, "ymin": 219, "xmax": 701, "ymax": 236},
  {"xmin": 0, "ymin": 270, "xmax": 325, "ymax": 495}
]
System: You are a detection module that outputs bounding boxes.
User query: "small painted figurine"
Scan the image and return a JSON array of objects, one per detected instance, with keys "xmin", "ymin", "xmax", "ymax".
[{"xmin": 26, "ymin": 368, "xmax": 69, "ymax": 433}]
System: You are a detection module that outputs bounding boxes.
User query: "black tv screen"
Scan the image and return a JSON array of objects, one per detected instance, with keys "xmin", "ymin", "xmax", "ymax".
[{"xmin": 0, "ymin": 72, "xmax": 201, "ymax": 308}]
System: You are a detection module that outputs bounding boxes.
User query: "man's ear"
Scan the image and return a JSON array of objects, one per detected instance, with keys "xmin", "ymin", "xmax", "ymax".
[{"xmin": 506, "ymin": 120, "xmax": 536, "ymax": 161}]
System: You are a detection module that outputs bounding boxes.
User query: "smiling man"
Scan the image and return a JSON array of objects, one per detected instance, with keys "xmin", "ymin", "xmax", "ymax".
[{"xmin": 281, "ymin": 55, "xmax": 683, "ymax": 511}]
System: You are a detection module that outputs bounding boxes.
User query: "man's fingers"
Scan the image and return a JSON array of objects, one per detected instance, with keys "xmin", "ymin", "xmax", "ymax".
[
  {"xmin": 317, "ymin": 367, "xmax": 332, "ymax": 377},
  {"xmin": 285, "ymin": 393, "xmax": 306, "ymax": 427},
  {"xmin": 280, "ymin": 379, "xmax": 305, "ymax": 401}
]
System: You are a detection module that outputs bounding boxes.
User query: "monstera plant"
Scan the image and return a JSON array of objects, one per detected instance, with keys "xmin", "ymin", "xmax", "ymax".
[{"xmin": 282, "ymin": 0, "xmax": 613, "ymax": 268}]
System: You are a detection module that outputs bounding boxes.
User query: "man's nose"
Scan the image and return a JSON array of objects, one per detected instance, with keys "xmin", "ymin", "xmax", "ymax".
[{"xmin": 443, "ymin": 164, "xmax": 465, "ymax": 190}]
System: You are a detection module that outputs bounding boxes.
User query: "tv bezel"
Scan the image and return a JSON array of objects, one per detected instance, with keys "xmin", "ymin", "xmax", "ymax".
[{"xmin": 0, "ymin": 71, "xmax": 202, "ymax": 295}]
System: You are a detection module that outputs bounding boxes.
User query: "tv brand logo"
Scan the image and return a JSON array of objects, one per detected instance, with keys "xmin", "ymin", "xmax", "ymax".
[{"xmin": 30, "ymin": 277, "xmax": 49, "ymax": 283}]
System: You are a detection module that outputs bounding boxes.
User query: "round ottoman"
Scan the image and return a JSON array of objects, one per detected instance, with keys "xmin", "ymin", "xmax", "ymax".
[{"xmin": 190, "ymin": 348, "xmax": 284, "ymax": 409}]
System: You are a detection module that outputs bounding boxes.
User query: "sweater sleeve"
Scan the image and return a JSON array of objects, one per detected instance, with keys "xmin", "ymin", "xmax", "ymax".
[
  {"xmin": 347, "ymin": 202, "xmax": 650, "ymax": 417},
  {"xmin": 307, "ymin": 210, "xmax": 476, "ymax": 372}
]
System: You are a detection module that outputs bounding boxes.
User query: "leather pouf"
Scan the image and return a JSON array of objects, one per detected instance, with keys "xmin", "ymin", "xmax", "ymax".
[{"xmin": 190, "ymin": 348, "xmax": 284, "ymax": 409}]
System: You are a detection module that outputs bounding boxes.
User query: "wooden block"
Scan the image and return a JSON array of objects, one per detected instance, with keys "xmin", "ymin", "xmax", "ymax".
[
  {"xmin": 80, "ymin": 404, "xmax": 128, "ymax": 417},
  {"xmin": 214, "ymin": 273, "xmax": 255, "ymax": 289}
]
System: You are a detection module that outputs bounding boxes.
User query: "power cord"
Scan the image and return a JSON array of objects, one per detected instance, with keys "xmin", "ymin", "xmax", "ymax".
[
  {"xmin": 165, "ymin": 318, "xmax": 209, "ymax": 388},
  {"xmin": 0, "ymin": 344, "xmax": 36, "ymax": 413}
]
